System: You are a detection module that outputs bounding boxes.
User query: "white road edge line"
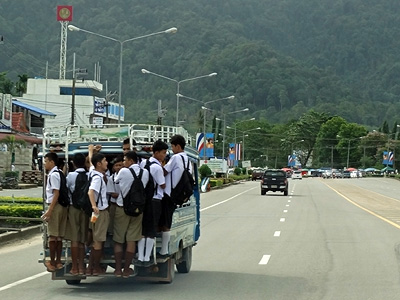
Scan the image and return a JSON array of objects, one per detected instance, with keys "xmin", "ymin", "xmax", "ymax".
[
  {"xmin": 200, "ymin": 186, "xmax": 258, "ymax": 212},
  {"xmin": 0, "ymin": 271, "xmax": 48, "ymax": 292},
  {"xmin": 274, "ymin": 231, "xmax": 281, "ymax": 237},
  {"xmin": 259, "ymin": 255, "xmax": 271, "ymax": 265}
]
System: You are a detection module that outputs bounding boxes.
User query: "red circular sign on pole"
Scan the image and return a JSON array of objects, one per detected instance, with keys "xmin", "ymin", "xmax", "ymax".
[{"xmin": 57, "ymin": 6, "xmax": 73, "ymax": 22}]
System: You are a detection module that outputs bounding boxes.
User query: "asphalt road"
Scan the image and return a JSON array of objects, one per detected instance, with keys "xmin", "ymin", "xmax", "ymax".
[{"xmin": 1, "ymin": 178, "xmax": 400, "ymax": 299}]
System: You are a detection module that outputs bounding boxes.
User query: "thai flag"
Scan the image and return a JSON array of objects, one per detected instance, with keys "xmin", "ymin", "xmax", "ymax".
[
  {"xmin": 235, "ymin": 144, "xmax": 241, "ymax": 160},
  {"xmin": 196, "ymin": 133, "xmax": 204, "ymax": 154}
]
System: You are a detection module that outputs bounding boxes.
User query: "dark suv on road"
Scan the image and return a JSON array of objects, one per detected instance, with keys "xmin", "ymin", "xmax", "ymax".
[{"xmin": 261, "ymin": 169, "xmax": 289, "ymax": 196}]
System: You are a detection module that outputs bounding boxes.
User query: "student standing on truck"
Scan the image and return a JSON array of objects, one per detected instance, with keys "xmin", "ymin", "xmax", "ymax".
[
  {"xmin": 160, "ymin": 134, "xmax": 192, "ymax": 256},
  {"xmin": 138, "ymin": 140, "xmax": 168, "ymax": 263},
  {"xmin": 106, "ymin": 155, "xmax": 124, "ymax": 235},
  {"xmin": 114, "ymin": 151, "xmax": 149, "ymax": 277},
  {"xmin": 122, "ymin": 138, "xmax": 137, "ymax": 155},
  {"xmin": 87, "ymin": 153, "xmax": 109, "ymax": 276},
  {"xmin": 43, "ymin": 152, "xmax": 68, "ymax": 272},
  {"xmin": 65, "ymin": 153, "xmax": 88, "ymax": 275}
]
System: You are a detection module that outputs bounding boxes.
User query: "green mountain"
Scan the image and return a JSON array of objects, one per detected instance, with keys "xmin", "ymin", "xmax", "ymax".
[{"xmin": 1, "ymin": 0, "xmax": 400, "ymax": 129}]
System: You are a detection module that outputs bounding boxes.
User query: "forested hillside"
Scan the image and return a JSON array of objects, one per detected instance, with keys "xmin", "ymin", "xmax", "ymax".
[{"xmin": 1, "ymin": 0, "xmax": 400, "ymax": 129}]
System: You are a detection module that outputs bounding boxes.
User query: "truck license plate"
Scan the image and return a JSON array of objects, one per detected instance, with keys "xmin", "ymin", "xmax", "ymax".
[{"xmin": 271, "ymin": 185, "xmax": 277, "ymax": 188}]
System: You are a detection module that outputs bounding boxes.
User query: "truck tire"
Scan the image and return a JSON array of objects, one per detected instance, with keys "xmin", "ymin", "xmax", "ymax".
[
  {"xmin": 284, "ymin": 189, "xmax": 288, "ymax": 196},
  {"xmin": 66, "ymin": 279, "xmax": 81, "ymax": 285},
  {"xmin": 261, "ymin": 189, "xmax": 266, "ymax": 195},
  {"xmin": 176, "ymin": 246, "xmax": 192, "ymax": 273}
]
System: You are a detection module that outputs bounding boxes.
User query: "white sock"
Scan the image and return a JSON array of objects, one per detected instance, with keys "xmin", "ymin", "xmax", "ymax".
[
  {"xmin": 137, "ymin": 238, "xmax": 145, "ymax": 261},
  {"xmin": 144, "ymin": 238, "xmax": 155, "ymax": 261},
  {"xmin": 160, "ymin": 231, "xmax": 170, "ymax": 255}
]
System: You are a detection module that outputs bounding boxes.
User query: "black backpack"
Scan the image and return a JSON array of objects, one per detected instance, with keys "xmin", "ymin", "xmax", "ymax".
[
  {"xmin": 71, "ymin": 171, "xmax": 92, "ymax": 215},
  {"xmin": 144, "ymin": 160, "xmax": 157, "ymax": 201},
  {"xmin": 51, "ymin": 170, "xmax": 70, "ymax": 207},
  {"xmin": 170, "ymin": 155, "xmax": 194, "ymax": 206},
  {"xmin": 123, "ymin": 168, "xmax": 146, "ymax": 217}
]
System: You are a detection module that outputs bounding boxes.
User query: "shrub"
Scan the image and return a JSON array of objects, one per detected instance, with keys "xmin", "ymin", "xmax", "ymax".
[
  {"xmin": 199, "ymin": 164, "xmax": 212, "ymax": 179},
  {"xmin": 0, "ymin": 197, "xmax": 43, "ymax": 204},
  {"xmin": 209, "ymin": 179, "xmax": 223, "ymax": 187},
  {"xmin": 0, "ymin": 204, "xmax": 43, "ymax": 225},
  {"xmin": 234, "ymin": 167, "xmax": 242, "ymax": 175}
]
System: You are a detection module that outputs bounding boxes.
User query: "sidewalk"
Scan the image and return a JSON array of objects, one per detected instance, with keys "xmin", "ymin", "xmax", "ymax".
[{"xmin": 0, "ymin": 186, "xmax": 43, "ymax": 198}]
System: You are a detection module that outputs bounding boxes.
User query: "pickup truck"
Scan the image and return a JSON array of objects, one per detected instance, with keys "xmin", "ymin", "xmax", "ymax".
[{"xmin": 261, "ymin": 169, "xmax": 289, "ymax": 196}]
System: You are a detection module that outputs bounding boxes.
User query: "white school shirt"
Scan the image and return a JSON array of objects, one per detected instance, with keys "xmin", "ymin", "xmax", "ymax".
[
  {"xmin": 115, "ymin": 164, "xmax": 149, "ymax": 207},
  {"xmin": 89, "ymin": 170, "xmax": 108, "ymax": 211},
  {"xmin": 46, "ymin": 166, "xmax": 60, "ymax": 204},
  {"xmin": 66, "ymin": 168, "xmax": 87, "ymax": 205},
  {"xmin": 106, "ymin": 173, "xmax": 122, "ymax": 204},
  {"xmin": 164, "ymin": 152, "xmax": 192, "ymax": 197},
  {"xmin": 140, "ymin": 157, "xmax": 165, "ymax": 200}
]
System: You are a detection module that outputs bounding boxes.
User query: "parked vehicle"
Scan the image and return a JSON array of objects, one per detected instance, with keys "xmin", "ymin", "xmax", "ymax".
[
  {"xmin": 38, "ymin": 124, "xmax": 200, "ymax": 284},
  {"xmin": 343, "ymin": 170, "xmax": 351, "ymax": 178},
  {"xmin": 261, "ymin": 169, "xmax": 289, "ymax": 196}
]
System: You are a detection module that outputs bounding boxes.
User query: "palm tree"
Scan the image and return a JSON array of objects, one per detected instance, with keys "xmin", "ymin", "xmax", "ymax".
[
  {"xmin": 0, "ymin": 135, "xmax": 26, "ymax": 171},
  {"xmin": 15, "ymin": 74, "xmax": 28, "ymax": 96}
]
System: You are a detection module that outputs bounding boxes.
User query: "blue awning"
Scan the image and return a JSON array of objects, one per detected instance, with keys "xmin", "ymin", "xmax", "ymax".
[{"xmin": 12, "ymin": 99, "xmax": 56, "ymax": 119}]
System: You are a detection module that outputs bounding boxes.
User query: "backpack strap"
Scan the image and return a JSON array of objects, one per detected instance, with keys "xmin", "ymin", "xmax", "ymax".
[
  {"xmin": 145, "ymin": 160, "xmax": 158, "ymax": 196},
  {"xmin": 91, "ymin": 173, "xmax": 103, "ymax": 207},
  {"xmin": 129, "ymin": 168, "xmax": 143, "ymax": 181}
]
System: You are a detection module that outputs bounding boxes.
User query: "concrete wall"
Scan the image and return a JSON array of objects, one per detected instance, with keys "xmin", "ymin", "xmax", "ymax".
[{"xmin": 0, "ymin": 147, "xmax": 32, "ymax": 178}]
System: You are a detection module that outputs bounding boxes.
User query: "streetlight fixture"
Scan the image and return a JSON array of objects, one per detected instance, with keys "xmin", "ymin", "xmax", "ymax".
[
  {"xmin": 222, "ymin": 108, "xmax": 249, "ymax": 159},
  {"xmin": 141, "ymin": 69, "xmax": 217, "ymax": 126},
  {"xmin": 68, "ymin": 24, "xmax": 177, "ymax": 124}
]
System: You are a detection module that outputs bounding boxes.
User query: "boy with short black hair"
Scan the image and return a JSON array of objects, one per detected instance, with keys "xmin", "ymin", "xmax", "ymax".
[
  {"xmin": 114, "ymin": 151, "xmax": 149, "ymax": 277},
  {"xmin": 138, "ymin": 140, "xmax": 168, "ymax": 263},
  {"xmin": 43, "ymin": 152, "xmax": 68, "ymax": 272},
  {"xmin": 160, "ymin": 135, "xmax": 192, "ymax": 256},
  {"xmin": 87, "ymin": 153, "xmax": 109, "ymax": 276},
  {"xmin": 65, "ymin": 153, "xmax": 88, "ymax": 275}
]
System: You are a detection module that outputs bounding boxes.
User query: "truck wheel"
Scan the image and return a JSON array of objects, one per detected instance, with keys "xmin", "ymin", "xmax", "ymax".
[
  {"xmin": 66, "ymin": 279, "xmax": 81, "ymax": 285},
  {"xmin": 284, "ymin": 190, "xmax": 288, "ymax": 196},
  {"xmin": 261, "ymin": 189, "xmax": 266, "ymax": 195},
  {"xmin": 176, "ymin": 246, "xmax": 192, "ymax": 273}
]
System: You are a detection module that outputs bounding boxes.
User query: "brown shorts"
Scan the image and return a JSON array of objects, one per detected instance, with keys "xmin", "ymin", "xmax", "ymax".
[
  {"xmin": 113, "ymin": 206, "xmax": 143, "ymax": 243},
  {"xmin": 92, "ymin": 210, "xmax": 109, "ymax": 242},
  {"xmin": 65, "ymin": 206, "xmax": 89, "ymax": 243},
  {"xmin": 47, "ymin": 203, "xmax": 68, "ymax": 237},
  {"xmin": 108, "ymin": 202, "xmax": 117, "ymax": 234}
]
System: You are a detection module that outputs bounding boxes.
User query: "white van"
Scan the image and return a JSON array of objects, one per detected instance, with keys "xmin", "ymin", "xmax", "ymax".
[{"xmin": 292, "ymin": 170, "xmax": 302, "ymax": 180}]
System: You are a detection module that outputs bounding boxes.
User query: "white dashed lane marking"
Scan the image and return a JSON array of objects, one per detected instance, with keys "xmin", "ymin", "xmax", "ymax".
[{"xmin": 259, "ymin": 255, "xmax": 271, "ymax": 265}]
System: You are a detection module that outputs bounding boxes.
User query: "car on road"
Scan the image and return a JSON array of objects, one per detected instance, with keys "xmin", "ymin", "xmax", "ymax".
[
  {"xmin": 343, "ymin": 170, "xmax": 351, "ymax": 178},
  {"xmin": 261, "ymin": 169, "xmax": 289, "ymax": 196},
  {"xmin": 251, "ymin": 168, "xmax": 265, "ymax": 181},
  {"xmin": 292, "ymin": 170, "xmax": 303, "ymax": 180}
]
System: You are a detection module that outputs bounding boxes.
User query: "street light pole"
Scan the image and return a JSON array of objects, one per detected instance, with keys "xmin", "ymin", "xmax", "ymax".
[
  {"xmin": 141, "ymin": 69, "xmax": 217, "ymax": 127},
  {"xmin": 234, "ymin": 118, "xmax": 255, "ymax": 144},
  {"xmin": 178, "ymin": 93, "xmax": 234, "ymax": 160},
  {"xmin": 242, "ymin": 127, "xmax": 261, "ymax": 161},
  {"xmin": 68, "ymin": 25, "xmax": 177, "ymax": 124},
  {"xmin": 347, "ymin": 139, "xmax": 351, "ymax": 169},
  {"xmin": 222, "ymin": 108, "xmax": 249, "ymax": 160}
]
